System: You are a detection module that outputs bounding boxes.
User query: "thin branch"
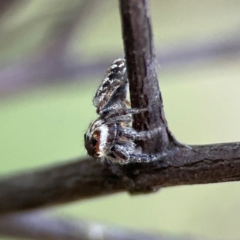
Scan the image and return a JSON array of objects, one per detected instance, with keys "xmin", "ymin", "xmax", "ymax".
[
  {"xmin": 0, "ymin": 211, "xmax": 197, "ymax": 240},
  {"xmin": 119, "ymin": 0, "xmax": 172, "ymax": 154},
  {"xmin": 1, "ymin": 142, "xmax": 240, "ymax": 215}
]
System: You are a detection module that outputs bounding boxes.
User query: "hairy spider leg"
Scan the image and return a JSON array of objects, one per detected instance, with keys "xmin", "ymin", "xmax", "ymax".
[
  {"xmin": 120, "ymin": 127, "xmax": 162, "ymax": 141},
  {"xmin": 104, "ymin": 107, "xmax": 148, "ymax": 120},
  {"xmin": 112, "ymin": 144, "xmax": 165, "ymax": 164}
]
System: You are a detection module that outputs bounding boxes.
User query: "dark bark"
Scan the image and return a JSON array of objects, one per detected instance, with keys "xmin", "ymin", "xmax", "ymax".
[
  {"xmin": 0, "ymin": 142, "xmax": 240, "ymax": 215},
  {"xmin": 119, "ymin": 0, "xmax": 170, "ymax": 154}
]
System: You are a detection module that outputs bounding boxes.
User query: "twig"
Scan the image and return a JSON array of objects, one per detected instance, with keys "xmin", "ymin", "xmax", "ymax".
[
  {"xmin": 119, "ymin": 0, "xmax": 173, "ymax": 154},
  {"xmin": 1, "ymin": 142, "xmax": 240, "ymax": 215},
  {"xmin": 0, "ymin": 211, "xmax": 197, "ymax": 240}
]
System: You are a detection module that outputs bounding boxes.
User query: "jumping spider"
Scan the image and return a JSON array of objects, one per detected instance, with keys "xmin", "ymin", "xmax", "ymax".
[{"xmin": 84, "ymin": 58, "xmax": 162, "ymax": 164}]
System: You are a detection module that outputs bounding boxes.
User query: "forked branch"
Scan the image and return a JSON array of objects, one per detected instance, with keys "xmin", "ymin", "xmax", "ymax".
[{"xmin": 0, "ymin": 0, "xmax": 240, "ymax": 217}]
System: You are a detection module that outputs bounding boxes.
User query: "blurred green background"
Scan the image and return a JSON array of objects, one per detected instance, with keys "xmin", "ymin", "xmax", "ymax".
[{"xmin": 1, "ymin": 0, "xmax": 240, "ymax": 239}]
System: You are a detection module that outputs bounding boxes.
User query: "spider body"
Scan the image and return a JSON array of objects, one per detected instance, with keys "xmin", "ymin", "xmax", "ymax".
[
  {"xmin": 84, "ymin": 58, "xmax": 162, "ymax": 164},
  {"xmin": 93, "ymin": 58, "xmax": 130, "ymax": 115}
]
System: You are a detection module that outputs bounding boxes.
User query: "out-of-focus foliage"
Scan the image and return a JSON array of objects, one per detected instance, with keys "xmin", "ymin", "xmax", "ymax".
[{"xmin": 1, "ymin": 1, "xmax": 240, "ymax": 239}]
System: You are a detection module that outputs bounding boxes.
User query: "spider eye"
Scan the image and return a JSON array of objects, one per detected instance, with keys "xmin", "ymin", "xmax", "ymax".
[{"xmin": 91, "ymin": 138, "xmax": 98, "ymax": 146}]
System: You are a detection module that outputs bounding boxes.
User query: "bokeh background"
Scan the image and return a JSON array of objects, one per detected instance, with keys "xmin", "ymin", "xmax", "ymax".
[{"xmin": 1, "ymin": 0, "xmax": 240, "ymax": 239}]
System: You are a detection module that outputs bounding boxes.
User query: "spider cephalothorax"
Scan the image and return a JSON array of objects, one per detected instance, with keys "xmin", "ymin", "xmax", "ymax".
[
  {"xmin": 84, "ymin": 58, "xmax": 162, "ymax": 164},
  {"xmin": 84, "ymin": 113, "xmax": 161, "ymax": 164},
  {"xmin": 84, "ymin": 115, "xmax": 132, "ymax": 163}
]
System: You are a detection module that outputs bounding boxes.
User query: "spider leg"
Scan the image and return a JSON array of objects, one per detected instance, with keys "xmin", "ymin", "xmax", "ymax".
[
  {"xmin": 113, "ymin": 143, "xmax": 165, "ymax": 164},
  {"xmin": 121, "ymin": 127, "xmax": 161, "ymax": 141},
  {"xmin": 101, "ymin": 108, "xmax": 146, "ymax": 125},
  {"xmin": 103, "ymin": 108, "xmax": 148, "ymax": 126},
  {"xmin": 128, "ymin": 153, "xmax": 162, "ymax": 162},
  {"xmin": 112, "ymin": 107, "xmax": 147, "ymax": 116},
  {"xmin": 98, "ymin": 102, "xmax": 127, "ymax": 116},
  {"xmin": 104, "ymin": 107, "xmax": 147, "ymax": 120},
  {"xmin": 110, "ymin": 144, "xmax": 130, "ymax": 164},
  {"xmin": 104, "ymin": 114, "xmax": 132, "ymax": 125}
]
